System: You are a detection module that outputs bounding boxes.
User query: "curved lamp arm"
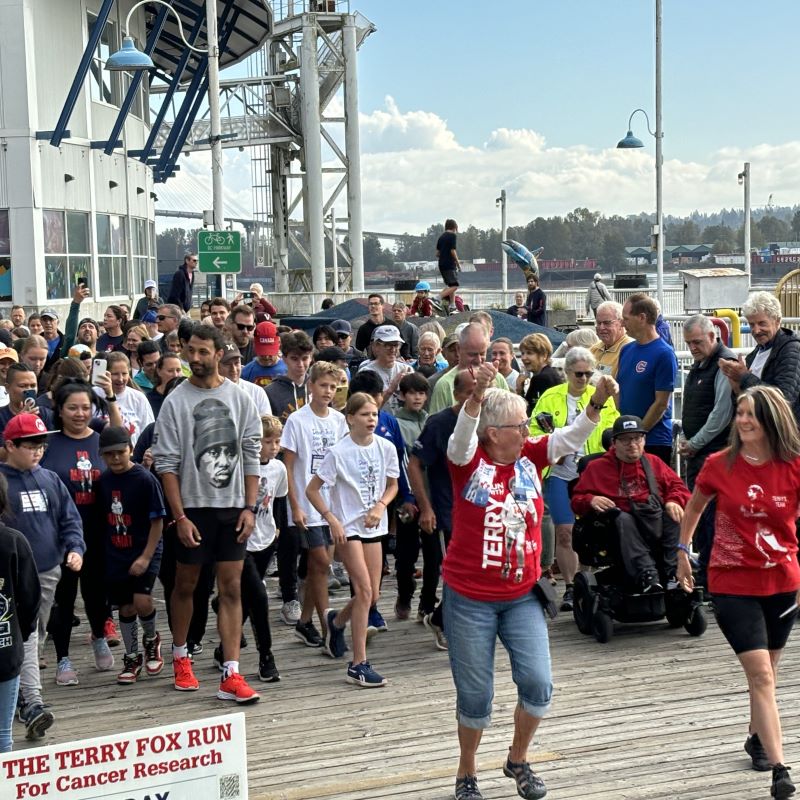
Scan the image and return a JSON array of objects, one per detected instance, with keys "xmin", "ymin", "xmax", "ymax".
[
  {"xmin": 627, "ymin": 108, "xmax": 656, "ymax": 139},
  {"xmin": 124, "ymin": 0, "xmax": 208, "ymax": 54}
]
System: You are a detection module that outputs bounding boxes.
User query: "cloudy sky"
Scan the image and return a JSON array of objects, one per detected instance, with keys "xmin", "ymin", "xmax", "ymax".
[{"xmin": 163, "ymin": 0, "xmax": 800, "ymax": 234}]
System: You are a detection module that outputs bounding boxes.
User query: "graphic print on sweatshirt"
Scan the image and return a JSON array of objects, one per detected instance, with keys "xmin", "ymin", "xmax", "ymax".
[
  {"xmin": 20, "ymin": 490, "xmax": 47, "ymax": 513},
  {"xmin": 71, "ymin": 451, "xmax": 101, "ymax": 505},
  {"xmin": 0, "ymin": 581, "xmax": 10, "ymax": 649},
  {"xmin": 192, "ymin": 398, "xmax": 240, "ymax": 488},
  {"xmin": 108, "ymin": 491, "xmax": 132, "ymax": 548}
]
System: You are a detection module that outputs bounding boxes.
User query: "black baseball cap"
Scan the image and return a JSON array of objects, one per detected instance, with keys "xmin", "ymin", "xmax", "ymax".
[
  {"xmin": 611, "ymin": 416, "xmax": 647, "ymax": 438},
  {"xmin": 99, "ymin": 426, "xmax": 132, "ymax": 453}
]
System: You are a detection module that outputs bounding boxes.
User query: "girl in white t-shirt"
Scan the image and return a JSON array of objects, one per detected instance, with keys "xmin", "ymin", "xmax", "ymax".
[{"xmin": 307, "ymin": 393, "xmax": 399, "ymax": 688}]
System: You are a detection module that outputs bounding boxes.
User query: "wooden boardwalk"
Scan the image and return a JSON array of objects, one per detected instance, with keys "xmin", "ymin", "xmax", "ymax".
[{"xmin": 18, "ymin": 577, "xmax": 800, "ymax": 800}]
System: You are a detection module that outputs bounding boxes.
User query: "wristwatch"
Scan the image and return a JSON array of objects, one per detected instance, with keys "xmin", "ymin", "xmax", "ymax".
[{"xmin": 247, "ymin": 504, "xmax": 259, "ymax": 514}]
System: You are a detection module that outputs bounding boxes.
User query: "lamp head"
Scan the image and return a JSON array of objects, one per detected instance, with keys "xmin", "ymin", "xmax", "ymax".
[
  {"xmin": 617, "ymin": 130, "xmax": 644, "ymax": 149},
  {"xmin": 106, "ymin": 36, "xmax": 154, "ymax": 71}
]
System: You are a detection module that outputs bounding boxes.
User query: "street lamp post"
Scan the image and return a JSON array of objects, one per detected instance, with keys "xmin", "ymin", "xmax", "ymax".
[
  {"xmin": 616, "ymin": 0, "xmax": 664, "ymax": 309},
  {"xmin": 107, "ymin": 0, "xmax": 223, "ymax": 285},
  {"xmin": 496, "ymin": 189, "xmax": 507, "ymax": 294},
  {"xmin": 738, "ymin": 162, "xmax": 751, "ymax": 286}
]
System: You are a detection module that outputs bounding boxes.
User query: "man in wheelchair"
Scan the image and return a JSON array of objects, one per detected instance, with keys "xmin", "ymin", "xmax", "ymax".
[{"xmin": 571, "ymin": 416, "xmax": 691, "ymax": 593}]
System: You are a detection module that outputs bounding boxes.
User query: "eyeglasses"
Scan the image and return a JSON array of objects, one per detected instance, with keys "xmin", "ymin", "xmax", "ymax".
[
  {"xmin": 571, "ymin": 371, "xmax": 594, "ymax": 378},
  {"xmin": 236, "ymin": 323, "xmax": 255, "ymax": 332},
  {"xmin": 188, "ymin": 258, "xmax": 198, "ymax": 263},
  {"xmin": 18, "ymin": 442, "xmax": 46, "ymax": 452},
  {"xmin": 596, "ymin": 320, "xmax": 617, "ymax": 327},
  {"xmin": 494, "ymin": 420, "xmax": 531, "ymax": 435},
  {"xmin": 156, "ymin": 315, "xmax": 174, "ymax": 321}
]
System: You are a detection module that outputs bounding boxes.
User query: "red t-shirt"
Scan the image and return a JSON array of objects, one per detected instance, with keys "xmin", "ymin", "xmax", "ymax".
[
  {"xmin": 443, "ymin": 438, "xmax": 547, "ymax": 601},
  {"xmin": 695, "ymin": 450, "xmax": 800, "ymax": 596}
]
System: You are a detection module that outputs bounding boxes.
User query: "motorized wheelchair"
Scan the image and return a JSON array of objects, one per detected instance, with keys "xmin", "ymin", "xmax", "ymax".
[{"xmin": 568, "ymin": 442, "xmax": 707, "ymax": 644}]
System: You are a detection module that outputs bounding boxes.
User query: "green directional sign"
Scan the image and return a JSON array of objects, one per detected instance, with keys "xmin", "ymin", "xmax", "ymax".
[{"xmin": 198, "ymin": 230, "xmax": 242, "ymax": 274}]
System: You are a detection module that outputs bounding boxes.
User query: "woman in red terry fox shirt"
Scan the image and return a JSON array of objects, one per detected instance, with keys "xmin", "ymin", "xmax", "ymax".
[
  {"xmin": 678, "ymin": 386, "xmax": 800, "ymax": 800},
  {"xmin": 444, "ymin": 361, "xmax": 618, "ymax": 800}
]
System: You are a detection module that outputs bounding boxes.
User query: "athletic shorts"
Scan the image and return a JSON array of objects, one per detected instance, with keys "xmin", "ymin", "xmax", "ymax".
[
  {"xmin": 543, "ymin": 476, "xmax": 574, "ymax": 525},
  {"xmin": 440, "ymin": 268, "xmax": 459, "ymax": 288},
  {"xmin": 175, "ymin": 507, "xmax": 247, "ymax": 565},
  {"xmin": 298, "ymin": 524, "xmax": 332, "ymax": 549},
  {"xmin": 712, "ymin": 591, "xmax": 798, "ymax": 654},
  {"xmin": 345, "ymin": 533, "xmax": 384, "ymax": 544},
  {"xmin": 106, "ymin": 571, "xmax": 158, "ymax": 607}
]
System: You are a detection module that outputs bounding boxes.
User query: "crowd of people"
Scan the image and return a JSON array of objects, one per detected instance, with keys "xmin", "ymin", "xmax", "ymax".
[{"xmin": 0, "ymin": 274, "xmax": 798, "ymax": 800}]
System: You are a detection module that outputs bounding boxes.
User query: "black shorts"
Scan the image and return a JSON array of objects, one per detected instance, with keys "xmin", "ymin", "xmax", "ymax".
[
  {"xmin": 712, "ymin": 592, "xmax": 798, "ymax": 654},
  {"xmin": 439, "ymin": 267, "xmax": 459, "ymax": 288},
  {"xmin": 175, "ymin": 507, "xmax": 247, "ymax": 565},
  {"xmin": 106, "ymin": 571, "xmax": 158, "ymax": 607}
]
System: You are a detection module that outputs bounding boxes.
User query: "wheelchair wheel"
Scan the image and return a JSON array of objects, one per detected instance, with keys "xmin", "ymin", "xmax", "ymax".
[
  {"xmin": 572, "ymin": 573, "xmax": 594, "ymax": 635},
  {"xmin": 684, "ymin": 606, "xmax": 707, "ymax": 637},
  {"xmin": 592, "ymin": 611, "xmax": 614, "ymax": 643}
]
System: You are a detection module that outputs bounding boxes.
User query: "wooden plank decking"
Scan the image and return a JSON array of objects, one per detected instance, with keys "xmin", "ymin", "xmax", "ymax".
[{"xmin": 17, "ymin": 578, "xmax": 800, "ymax": 800}]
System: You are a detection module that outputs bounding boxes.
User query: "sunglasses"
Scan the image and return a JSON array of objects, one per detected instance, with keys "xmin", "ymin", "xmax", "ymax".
[
  {"xmin": 156, "ymin": 315, "xmax": 174, "ymax": 321},
  {"xmin": 236, "ymin": 323, "xmax": 255, "ymax": 332},
  {"xmin": 572, "ymin": 371, "xmax": 594, "ymax": 378}
]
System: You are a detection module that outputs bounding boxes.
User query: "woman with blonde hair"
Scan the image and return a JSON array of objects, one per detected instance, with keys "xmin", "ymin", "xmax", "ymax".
[{"xmin": 678, "ymin": 386, "xmax": 800, "ymax": 799}]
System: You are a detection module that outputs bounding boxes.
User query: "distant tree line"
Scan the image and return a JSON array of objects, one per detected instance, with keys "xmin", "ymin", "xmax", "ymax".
[{"xmin": 157, "ymin": 206, "xmax": 800, "ymax": 277}]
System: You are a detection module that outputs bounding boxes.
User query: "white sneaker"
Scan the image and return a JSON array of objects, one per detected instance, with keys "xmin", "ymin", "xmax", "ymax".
[{"xmin": 280, "ymin": 600, "xmax": 301, "ymax": 626}]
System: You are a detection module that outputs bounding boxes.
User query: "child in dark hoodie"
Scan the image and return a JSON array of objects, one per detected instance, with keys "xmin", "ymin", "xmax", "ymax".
[
  {"xmin": 0, "ymin": 414, "xmax": 84, "ymax": 741},
  {"xmin": 265, "ymin": 331, "xmax": 313, "ymax": 422},
  {"xmin": 0, "ymin": 473, "xmax": 40, "ymax": 753}
]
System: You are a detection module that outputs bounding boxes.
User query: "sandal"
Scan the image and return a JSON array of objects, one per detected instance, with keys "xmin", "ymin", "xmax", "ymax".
[{"xmin": 503, "ymin": 755, "xmax": 547, "ymax": 799}]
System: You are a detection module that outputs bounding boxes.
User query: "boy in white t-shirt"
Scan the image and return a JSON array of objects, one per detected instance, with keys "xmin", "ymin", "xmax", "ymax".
[
  {"xmin": 214, "ymin": 415, "xmax": 287, "ymax": 683},
  {"xmin": 281, "ymin": 362, "xmax": 348, "ymax": 648}
]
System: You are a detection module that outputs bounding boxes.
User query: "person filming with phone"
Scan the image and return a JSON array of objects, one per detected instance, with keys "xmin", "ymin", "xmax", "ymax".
[{"xmin": 719, "ymin": 292, "xmax": 800, "ymax": 423}]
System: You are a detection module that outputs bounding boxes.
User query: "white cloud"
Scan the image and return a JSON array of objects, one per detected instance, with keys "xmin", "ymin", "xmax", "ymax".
[
  {"xmin": 160, "ymin": 96, "xmax": 800, "ymax": 236},
  {"xmin": 356, "ymin": 97, "xmax": 800, "ymax": 232}
]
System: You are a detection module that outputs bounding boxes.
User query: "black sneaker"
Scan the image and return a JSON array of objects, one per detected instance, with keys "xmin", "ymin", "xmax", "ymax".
[
  {"xmin": 454, "ymin": 775, "xmax": 483, "ymax": 800},
  {"xmin": 294, "ymin": 619, "xmax": 323, "ymax": 648},
  {"xmin": 560, "ymin": 585, "xmax": 574, "ymax": 612},
  {"xmin": 638, "ymin": 570, "xmax": 663, "ymax": 594},
  {"xmin": 258, "ymin": 652, "xmax": 280, "ymax": 683},
  {"xmin": 213, "ymin": 645, "xmax": 224, "ymax": 672},
  {"xmin": 772, "ymin": 764, "xmax": 796, "ymax": 799},
  {"xmin": 22, "ymin": 703, "xmax": 55, "ymax": 741},
  {"xmin": 745, "ymin": 732, "xmax": 771, "ymax": 771},
  {"xmin": 187, "ymin": 640, "xmax": 203, "ymax": 659},
  {"xmin": 503, "ymin": 755, "xmax": 547, "ymax": 799}
]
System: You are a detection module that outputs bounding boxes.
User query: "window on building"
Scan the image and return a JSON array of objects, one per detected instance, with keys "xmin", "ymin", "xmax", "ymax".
[
  {"xmin": 87, "ymin": 13, "xmax": 121, "ymax": 106},
  {"xmin": 131, "ymin": 217, "xmax": 154, "ymax": 291},
  {"xmin": 97, "ymin": 214, "xmax": 129, "ymax": 297},
  {"xmin": 0, "ymin": 210, "xmax": 11, "ymax": 302},
  {"xmin": 43, "ymin": 210, "xmax": 91, "ymax": 300}
]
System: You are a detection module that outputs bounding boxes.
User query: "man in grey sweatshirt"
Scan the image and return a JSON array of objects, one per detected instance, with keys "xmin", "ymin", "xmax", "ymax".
[{"xmin": 152, "ymin": 325, "xmax": 262, "ymax": 703}]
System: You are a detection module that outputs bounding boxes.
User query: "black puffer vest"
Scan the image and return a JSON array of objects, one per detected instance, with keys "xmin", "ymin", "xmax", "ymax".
[{"xmin": 682, "ymin": 342, "xmax": 735, "ymax": 455}]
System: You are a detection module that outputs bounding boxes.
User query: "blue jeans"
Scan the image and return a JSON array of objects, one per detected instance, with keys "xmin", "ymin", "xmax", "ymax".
[
  {"xmin": 443, "ymin": 584, "xmax": 552, "ymax": 729},
  {"xmin": 0, "ymin": 675, "xmax": 20, "ymax": 752}
]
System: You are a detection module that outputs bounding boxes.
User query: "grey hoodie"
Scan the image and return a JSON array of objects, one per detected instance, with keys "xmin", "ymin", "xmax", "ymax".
[{"xmin": 152, "ymin": 379, "xmax": 261, "ymax": 509}]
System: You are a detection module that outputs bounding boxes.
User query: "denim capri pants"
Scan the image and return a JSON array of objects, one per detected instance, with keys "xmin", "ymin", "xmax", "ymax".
[{"xmin": 443, "ymin": 583, "xmax": 552, "ymax": 729}]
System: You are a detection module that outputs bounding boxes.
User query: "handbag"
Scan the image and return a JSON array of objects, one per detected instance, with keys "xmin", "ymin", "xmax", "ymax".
[{"xmin": 532, "ymin": 575, "xmax": 559, "ymax": 619}]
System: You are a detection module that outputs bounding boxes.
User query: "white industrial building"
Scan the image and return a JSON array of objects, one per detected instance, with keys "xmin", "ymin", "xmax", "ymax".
[{"xmin": 0, "ymin": 0, "xmax": 369, "ymax": 318}]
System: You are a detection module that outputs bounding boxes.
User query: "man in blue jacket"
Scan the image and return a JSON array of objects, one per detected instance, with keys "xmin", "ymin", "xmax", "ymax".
[{"xmin": 0, "ymin": 414, "xmax": 84, "ymax": 740}]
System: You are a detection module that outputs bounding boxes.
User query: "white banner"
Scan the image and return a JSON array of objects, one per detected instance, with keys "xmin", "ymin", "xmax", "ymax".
[{"xmin": 0, "ymin": 712, "xmax": 248, "ymax": 800}]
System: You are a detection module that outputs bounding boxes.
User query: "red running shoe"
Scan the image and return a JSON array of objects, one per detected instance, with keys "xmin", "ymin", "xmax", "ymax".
[
  {"xmin": 217, "ymin": 671, "xmax": 260, "ymax": 704},
  {"xmin": 104, "ymin": 618, "xmax": 121, "ymax": 647},
  {"xmin": 173, "ymin": 656, "xmax": 199, "ymax": 691}
]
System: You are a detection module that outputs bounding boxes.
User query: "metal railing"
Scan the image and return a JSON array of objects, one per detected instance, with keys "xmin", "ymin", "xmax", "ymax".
[{"xmin": 266, "ymin": 287, "xmax": 688, "ymax": 318}]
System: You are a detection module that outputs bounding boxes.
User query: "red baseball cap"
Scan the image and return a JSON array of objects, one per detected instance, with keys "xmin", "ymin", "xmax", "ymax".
[
  {"xmin": 4, "ymin": 413, "xmax": 58, "ymax": 441},
  {"xmin": 254, "ymin": 321, "xmax": 280, "ymax": 357}
]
